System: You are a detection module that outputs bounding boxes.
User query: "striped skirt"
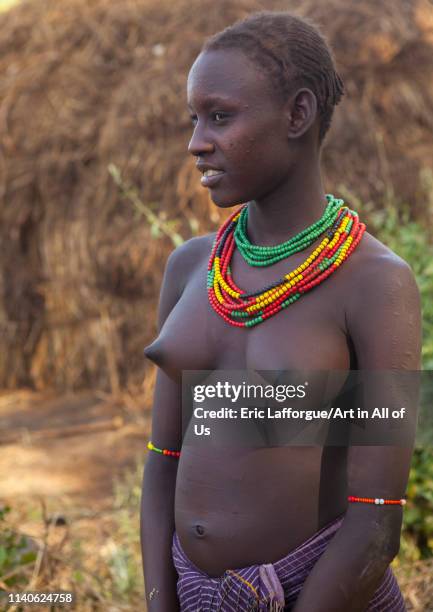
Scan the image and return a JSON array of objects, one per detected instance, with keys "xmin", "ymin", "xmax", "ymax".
[{"xmin": 172, "ymin": 516, "xmax": 406, "ymax": 611}]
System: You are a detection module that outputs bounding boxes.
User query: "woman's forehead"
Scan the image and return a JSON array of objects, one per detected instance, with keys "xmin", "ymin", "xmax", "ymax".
[{"xmin": 187, "ymin": 49, "xmax": 273, "ymax": 108}]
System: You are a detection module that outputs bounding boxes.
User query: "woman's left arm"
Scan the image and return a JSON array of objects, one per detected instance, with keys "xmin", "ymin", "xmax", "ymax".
[{"xmin": 293, "ymin": 254, "xmax": 422, "ymax": 612}]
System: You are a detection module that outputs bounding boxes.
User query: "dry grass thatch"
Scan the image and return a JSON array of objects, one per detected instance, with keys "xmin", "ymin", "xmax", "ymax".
[{"xmin": 0, "ymin": 0, "xmax": 432, "ymax": 390}]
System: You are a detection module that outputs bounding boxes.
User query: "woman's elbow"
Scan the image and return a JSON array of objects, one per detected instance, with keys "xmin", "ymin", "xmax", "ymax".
[{"xmin": 368, "ymin": 525, "xmax": 402, "ymax": 569}]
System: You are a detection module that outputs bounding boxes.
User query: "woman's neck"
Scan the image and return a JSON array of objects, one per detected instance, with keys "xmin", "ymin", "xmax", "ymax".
[{"xmin": 246, "ymin": 165, "xmax": 327, "ymax": 247}]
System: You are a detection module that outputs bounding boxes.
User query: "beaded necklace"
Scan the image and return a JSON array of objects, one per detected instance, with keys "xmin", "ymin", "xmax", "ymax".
[{"xmin": 207, "ymin": 194, "xmax": 366, "ymax": 327}]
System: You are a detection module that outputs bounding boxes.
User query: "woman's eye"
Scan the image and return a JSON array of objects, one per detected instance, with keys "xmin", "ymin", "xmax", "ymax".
[
  {"xmin": 189, "ymin": 112, "xmax": 227, "ymax": 126},
  {"xmin": 213, "ymin": 112, "xmax": 226, "ymax": 122}
]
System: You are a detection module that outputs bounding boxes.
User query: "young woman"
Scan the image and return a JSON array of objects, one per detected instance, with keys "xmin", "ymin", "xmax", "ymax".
[{"xmin": 141, "ymin": 11, "xmax": 421, "ymax": 611}]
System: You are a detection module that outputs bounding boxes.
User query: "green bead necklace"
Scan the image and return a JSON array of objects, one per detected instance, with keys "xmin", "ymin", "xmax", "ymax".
[
  {"xmin": 234, "ymin": 195, "xmax": 343, "ymax": 266},
  {"xmin": 208, "ymin": 194, "xmax": 366, "ymax": 327}
]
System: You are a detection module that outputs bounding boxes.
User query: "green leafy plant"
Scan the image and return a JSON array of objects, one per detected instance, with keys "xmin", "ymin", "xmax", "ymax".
[
  {"xmin": 403, "ymin": 449, "xmax": 433, "ymax": 559},
  {"xmin": 0, "ymin": 505, "xmax": 37, "ymax": 588}
]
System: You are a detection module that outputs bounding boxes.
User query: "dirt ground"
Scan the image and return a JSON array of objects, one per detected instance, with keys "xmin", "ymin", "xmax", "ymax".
[
  {"xmin": 0, "ymin": 390, "xmax": 149, "ymax": 506},
  {"xmin": 0, "ymin": 390, "xmax": 151, "ymax": 611}
]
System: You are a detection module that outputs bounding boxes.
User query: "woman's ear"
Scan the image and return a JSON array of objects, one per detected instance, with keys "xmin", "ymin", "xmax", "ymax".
[{"xmin": 285, "ymin": 88, "xmax": 318, "ymax": 140}]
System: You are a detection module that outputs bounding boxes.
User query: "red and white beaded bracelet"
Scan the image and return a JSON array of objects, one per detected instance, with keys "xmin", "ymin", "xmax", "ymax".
[{"xmin": 348, "ymin": 496, "xmax": 406, "ymax": 506}]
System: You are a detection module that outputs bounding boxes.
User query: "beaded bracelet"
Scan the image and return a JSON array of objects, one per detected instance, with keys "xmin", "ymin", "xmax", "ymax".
[
  {"xmin": 147, "ymin": 440, "xmax": 181, "ymax": 458},
  {"xmin": 348, "ymin": 496, "xmax": 406, "ymax": 506}
]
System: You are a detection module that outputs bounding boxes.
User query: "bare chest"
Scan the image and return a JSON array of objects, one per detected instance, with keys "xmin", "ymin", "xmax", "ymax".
[{"xmin": 146, "ymin": 249, "xmax": 354, "ymax": 378}]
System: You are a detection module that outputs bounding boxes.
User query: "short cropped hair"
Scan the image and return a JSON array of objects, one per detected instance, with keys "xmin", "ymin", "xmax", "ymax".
[{"xmin": 202, "ymin": 11, "xmax": 344, "ymax": 145}]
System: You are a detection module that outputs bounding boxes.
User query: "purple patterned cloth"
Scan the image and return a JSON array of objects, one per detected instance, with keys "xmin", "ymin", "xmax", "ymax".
[{"xmin": 172, "ymin": 516, "xmax": 406, "ymax": 611}]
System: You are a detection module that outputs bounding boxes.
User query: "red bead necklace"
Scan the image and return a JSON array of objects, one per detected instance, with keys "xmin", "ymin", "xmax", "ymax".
[{"xmin": 207, "ymin": 197, "xmax": 366, "ymax": 327}]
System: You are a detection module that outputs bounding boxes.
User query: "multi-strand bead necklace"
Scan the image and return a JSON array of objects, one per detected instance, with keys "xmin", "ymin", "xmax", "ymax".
[{"xmin": 207, "ymin": 194, "xmax": 366, "ymax": 327}]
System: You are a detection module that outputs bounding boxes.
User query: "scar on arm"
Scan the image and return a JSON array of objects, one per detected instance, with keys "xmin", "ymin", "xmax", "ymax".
[{"xmin": 149, "ymin": 587, "xmax": 159, "ymax": 601}]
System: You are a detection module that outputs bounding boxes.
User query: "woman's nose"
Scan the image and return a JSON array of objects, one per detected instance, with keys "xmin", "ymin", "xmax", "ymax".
[{"xmin": 188, "ymin": 125, "xmax": 214, "ymax": 156}]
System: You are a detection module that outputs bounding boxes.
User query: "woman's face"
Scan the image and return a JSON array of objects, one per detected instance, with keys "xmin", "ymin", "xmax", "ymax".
[{"xmin": 187, "ymin": 48, "xmax": 294, "ymax": 207}]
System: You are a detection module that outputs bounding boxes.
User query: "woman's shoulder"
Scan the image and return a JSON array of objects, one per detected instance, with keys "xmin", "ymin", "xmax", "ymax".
[
  {"xmin": 162, "ymin": 232, "xmax": 217, "ymax": 294},
  {"xmin": 167, "ymin": 232, "xmax": 217, "ymax": 270},
  {"xmin": 155, "ymin": 232, "xmax": 217, "ymax": 326},
  {"xmin": 345, "ymin": 230, "xmax": 420, "ymax": 313},
  {"xmin": 351, "ymin": 230, "xmax": 414, "ymax": 276},
  {"xmin": 343, "ymin": 231, "xmax": 422, "ymax": 368}
]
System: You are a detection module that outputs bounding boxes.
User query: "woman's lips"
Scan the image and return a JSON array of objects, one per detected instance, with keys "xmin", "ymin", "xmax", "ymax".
[{"xmin": 200, "ymin": 171, "xmax": 225, "ymax": 187}]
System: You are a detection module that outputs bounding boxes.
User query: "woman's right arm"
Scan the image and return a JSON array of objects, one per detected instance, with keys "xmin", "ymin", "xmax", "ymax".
[
  {"xmin": 141, "ymin": 369, "xmax": 181, "ymax": 611},
  {"xmin": 140, "ymin": 248, "xmax": 185, "ymax": 611}
]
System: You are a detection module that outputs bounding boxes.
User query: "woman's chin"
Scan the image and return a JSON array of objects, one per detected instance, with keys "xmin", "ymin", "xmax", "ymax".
[{"xmin": 210, "ymin": 192, "xmax": 245, "ymax": 208}]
